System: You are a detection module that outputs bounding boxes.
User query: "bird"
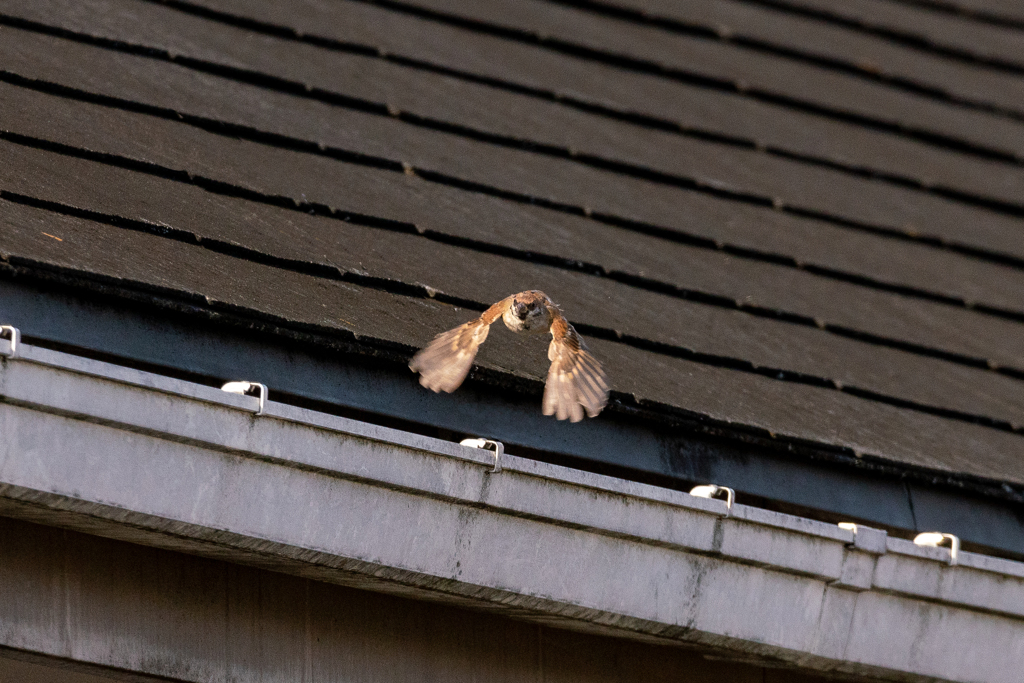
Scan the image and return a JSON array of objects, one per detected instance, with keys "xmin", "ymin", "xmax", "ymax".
[{"xmin": 410, "ymin": 290, "xmax": 609, "ymax": 422}]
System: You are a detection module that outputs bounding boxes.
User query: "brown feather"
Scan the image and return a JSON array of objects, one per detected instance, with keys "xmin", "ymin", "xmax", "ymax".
[
  {"xmin": 409, "ymin": 297, "xmax": 512, "ymax": 393},
  {"xmin": 543, "ymin": 308, "xmax": 608, "ymax": 422},
  {"xmin": 411, "ymin": 292, "xmax": 608, "ymax": 422}
]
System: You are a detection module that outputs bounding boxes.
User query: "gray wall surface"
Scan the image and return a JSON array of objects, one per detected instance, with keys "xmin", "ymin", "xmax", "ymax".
[{"xmin": 0, "ymin": 517, "xmax": 829, "ymax": 683}]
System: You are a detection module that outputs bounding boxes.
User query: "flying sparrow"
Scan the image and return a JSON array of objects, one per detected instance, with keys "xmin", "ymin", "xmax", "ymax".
[{"xmin": 410, "ymin": 290, "xmax": 609, "ymax": 422}]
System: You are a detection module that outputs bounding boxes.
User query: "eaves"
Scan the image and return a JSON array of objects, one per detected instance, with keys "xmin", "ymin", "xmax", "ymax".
[
  {"xmin": 2, "ymin": 274, "xmax": 1023, "ymax": 560},
  {"xmin": 1, "ymin": 337, "xmax": 1022, "ymax": 682}
]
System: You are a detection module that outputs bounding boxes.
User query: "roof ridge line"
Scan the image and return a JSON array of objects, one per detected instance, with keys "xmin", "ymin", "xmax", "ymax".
[{"xmin": 6, "ymin": 185, "xmax": 1024, "ymax": 440}]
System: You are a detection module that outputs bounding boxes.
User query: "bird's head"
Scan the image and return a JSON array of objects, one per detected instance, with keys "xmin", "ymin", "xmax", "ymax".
[
  {"xmin": 512, "ymin": 298, "xmax": 533, "ymax": 319},
  {"xmin": 505, "ymin": 291, "xmax": 551, "ymax": 334}
]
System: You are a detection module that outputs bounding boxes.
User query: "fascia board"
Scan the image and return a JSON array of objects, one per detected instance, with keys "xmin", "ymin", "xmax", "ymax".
[{"xmin": 2, "ymin": 342, "xmax": 1024, "ymax": 682}]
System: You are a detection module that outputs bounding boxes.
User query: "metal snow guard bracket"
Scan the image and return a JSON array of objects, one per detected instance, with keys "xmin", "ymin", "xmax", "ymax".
[
  {"xmin": 0, "ymin": 326, "xmax": 20, "ymax": 359},
  {"xmin": 460, "ymin": 438, "xmax": 504, "ymax": 473},
  {"xmin": 914, "ymin": 532, "xmax": 961, "ymax": 566},
  {"xmin": 689, "ymin": 484, "xmax": 734, "ymax": 516},
  {"xmin": 838, "ymin": 522, "xmax": 888, "ymax": 555},
  {"xmin": 221, "ymin": 381, "xmax": 268, "ymax": 416}
]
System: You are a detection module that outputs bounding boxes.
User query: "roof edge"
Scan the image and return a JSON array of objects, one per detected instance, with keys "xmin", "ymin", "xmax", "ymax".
[
  {"xmin": 2, "ymin": 260, "xmax": 1023, "ymax": 508},
  {"xmin": 2, "ymin": 340, "xmax": 1023, "ymax": 682}
]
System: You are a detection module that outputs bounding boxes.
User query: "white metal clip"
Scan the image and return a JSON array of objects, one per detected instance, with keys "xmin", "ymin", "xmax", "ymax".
[
  {"xmin": 460, "ymin": 438, "xmax": 504, "ymax": 473},
  {"xmin": 913, "ymin": 532, "xmax": 960, "ymax": 566},
  {"xmin": 838, "ymin": 522, "xmax": 888, "ymax": 554},
  {"xmin": 221, "ymin": 381, "xmax": 268, "ymax": 416},
  {"xmin": 0, "ymin": 326, "xmax": 20, "ymax": 359},
  {"xmin": 689, "ymin": 484, "xmax": 735, "ymax": 516}
]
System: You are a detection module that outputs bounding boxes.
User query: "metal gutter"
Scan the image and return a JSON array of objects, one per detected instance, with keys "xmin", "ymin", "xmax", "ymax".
[{"xmin": 1, "ymin": 337, "xmax": 1023, "ymax": 681}]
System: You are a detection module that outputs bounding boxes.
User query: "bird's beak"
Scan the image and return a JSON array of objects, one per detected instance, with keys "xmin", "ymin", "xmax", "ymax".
[{"xmin": 514, "ymin": 301, "xmax": 528, "ymax": 318}]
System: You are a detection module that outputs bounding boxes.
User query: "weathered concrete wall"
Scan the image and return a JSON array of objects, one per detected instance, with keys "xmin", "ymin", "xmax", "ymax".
[{"xmin": 0, "ymin": 517, "xmax": 823, "ymax": 683}]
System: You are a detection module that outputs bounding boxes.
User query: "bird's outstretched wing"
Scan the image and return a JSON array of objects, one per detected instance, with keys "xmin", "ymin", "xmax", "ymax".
[
  {"xmin": 543, "ymin": 309, "xmax": 609, "ymax": 422},
  {"xmin": 410, "ymin": 297, "xmax": 512, "ymax": 393}
]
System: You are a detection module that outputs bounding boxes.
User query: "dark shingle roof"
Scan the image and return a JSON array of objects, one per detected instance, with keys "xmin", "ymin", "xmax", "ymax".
[{"xmin": 3, "ymin": 0, "xmax": 1024, "ymax": 495}]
